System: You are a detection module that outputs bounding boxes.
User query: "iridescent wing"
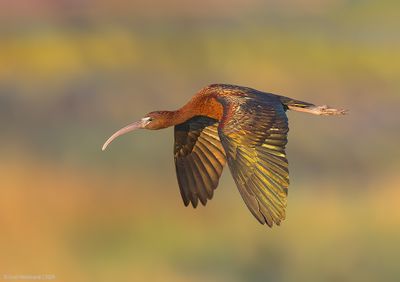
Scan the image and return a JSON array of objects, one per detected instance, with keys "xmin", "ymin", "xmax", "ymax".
[
  {"xmin": 217, "ymin": 94, "xmax": 289, "ymax": 226},
  {"xmin": 174, "ymin": 116, "xmax": 226, "ymax": 207}
]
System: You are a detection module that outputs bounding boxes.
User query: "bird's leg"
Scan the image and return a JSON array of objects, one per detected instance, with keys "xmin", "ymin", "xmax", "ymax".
[{"xmin": 288, "ymin": 104, "xmax": 347, "ymax": 116}]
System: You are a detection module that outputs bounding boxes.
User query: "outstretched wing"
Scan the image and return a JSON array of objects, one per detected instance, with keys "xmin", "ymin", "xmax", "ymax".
[
  {"xmin": 217, "ymin": 94, "xmax": 289, "ymax": 227},
  {"xmin": 174, "ymin": 116, "xmax": 226, "ymax": 207}
]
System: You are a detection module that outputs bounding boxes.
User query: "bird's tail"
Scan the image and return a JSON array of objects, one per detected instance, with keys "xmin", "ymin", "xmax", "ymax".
[
  {"xmin": 279, "ymin": 96, "xmax": 315, "ymax": 109},
  {"xmin": 280, "ymin": 96, "xmax": 347, "ymax": 116}
]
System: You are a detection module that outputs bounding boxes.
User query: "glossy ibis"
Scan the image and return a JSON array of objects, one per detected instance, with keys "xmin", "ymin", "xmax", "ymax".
[{"xmin": 102, "ymin": 84, "xmax": 346, "ymax": 227}]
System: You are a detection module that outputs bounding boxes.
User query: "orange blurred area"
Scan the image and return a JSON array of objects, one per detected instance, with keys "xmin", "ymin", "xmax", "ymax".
[{"xmin": 0, "ymin": 1, "xmax": 399, "ymax": 281}]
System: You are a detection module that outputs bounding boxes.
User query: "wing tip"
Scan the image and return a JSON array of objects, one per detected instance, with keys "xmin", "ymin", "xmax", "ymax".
[
  {"xmin": 259, "ymin": 218, "xmax": 285, "ymax": 228},
  {"xmin": 258, "ymin": 206, "xmax": 286, "ymax": 228}
]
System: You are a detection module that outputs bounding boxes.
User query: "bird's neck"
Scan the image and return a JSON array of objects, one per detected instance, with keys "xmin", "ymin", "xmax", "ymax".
[
  {"xmin": 161, "ymin": 109, "xmax": 195, "ymax": 127},
  {"xmin": 175, "ymin": 96, "xmax": 223, "ymax": 124},
  {"xmin": 159, "ymin": 95, "xmax": 224, "ymax": 128}
]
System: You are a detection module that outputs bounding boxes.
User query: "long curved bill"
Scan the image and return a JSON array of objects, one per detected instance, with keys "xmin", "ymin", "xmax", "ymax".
[{"xmin": 102, "ymin": 118, "xmax": 151, "ymax": 151}]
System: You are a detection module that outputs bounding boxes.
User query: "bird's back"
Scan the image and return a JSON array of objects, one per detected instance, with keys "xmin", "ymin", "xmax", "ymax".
[{"xmin": 198, "ymin": 84, "xmax": 314, "ymax": 113}]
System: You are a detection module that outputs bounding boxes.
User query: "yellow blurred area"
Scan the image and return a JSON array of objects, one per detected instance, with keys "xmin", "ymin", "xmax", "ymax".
[
  {"xmin": 0, "ymin": 29, "xmax": 141, "ymax": 79},
  {"xmin": 0, "ymin": 1, "xmax": 399, "ymax": 281}
]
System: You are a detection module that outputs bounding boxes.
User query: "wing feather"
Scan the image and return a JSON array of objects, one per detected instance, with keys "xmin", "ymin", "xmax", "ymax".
[
  {"xmin": 174, "ymin": 116, "xmax": 226, "ymax": 207},
  {"xmin": 217, "ymin": 94, "xmax": 290, "ymax": 226}
]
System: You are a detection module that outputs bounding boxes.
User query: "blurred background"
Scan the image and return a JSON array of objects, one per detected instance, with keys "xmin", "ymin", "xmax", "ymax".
[{"xmin": 0, "ymin": 0, "xmax": 399, "ymax": 281}]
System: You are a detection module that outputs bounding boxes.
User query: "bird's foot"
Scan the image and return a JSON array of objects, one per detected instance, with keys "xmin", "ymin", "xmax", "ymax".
[{"xmin": 308, "ymin": 105, "xmax": 348, "ymax": 116}]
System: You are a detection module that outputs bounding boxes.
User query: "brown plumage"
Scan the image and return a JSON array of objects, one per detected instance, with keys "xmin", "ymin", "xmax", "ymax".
[{"xmin": 102, "ymin": 84, "xmax": 346, "ymax": 227}]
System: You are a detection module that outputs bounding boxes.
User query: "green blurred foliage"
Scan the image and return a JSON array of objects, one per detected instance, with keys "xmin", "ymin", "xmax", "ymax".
[{"xmin": 0, "ymin": 1, "xmax": 399, "ymax": 281}]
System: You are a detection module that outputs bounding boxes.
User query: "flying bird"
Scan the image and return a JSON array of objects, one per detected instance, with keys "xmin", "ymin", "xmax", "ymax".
[{"xmin": 102, "ymin": 84, "xmax": 346, "ymax": 227}]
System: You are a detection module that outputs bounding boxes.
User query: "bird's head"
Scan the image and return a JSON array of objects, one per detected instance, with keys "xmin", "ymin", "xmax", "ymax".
[
  {"xmin": 101, "ymin": 111, "xmax": 174, "ymax": 151},
  {"xmin": 143, "ymin": 111, "xmax": 176, "ymax": 130}
]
